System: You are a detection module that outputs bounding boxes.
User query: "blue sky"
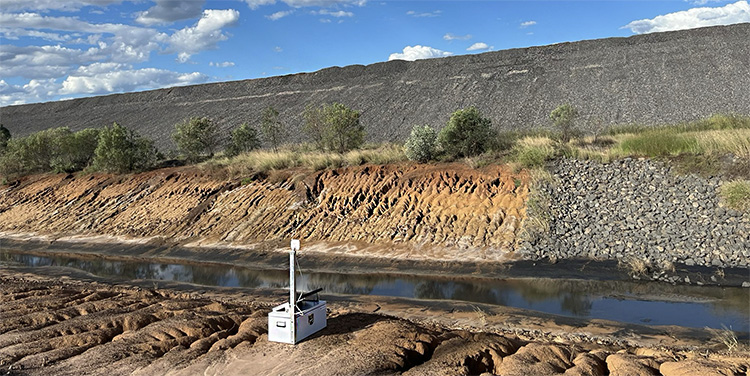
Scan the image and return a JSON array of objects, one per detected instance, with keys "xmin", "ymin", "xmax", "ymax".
[{"xmin": 1, "ymin": 0, "xmax": 748, "ymax": 106}]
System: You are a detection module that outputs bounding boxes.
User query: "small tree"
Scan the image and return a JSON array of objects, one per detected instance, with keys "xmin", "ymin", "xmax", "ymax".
[
  {"xmin": 550, "ymin": 104, "xmax": 579, "ymax": 143},
  {"xmin": 261, "ymin": 106, "xmax": 285, "ymax": 152},
  {"xmin": 438, "ymin": 106, "xmax": 494, "ymax": 158},
  {"xmin": 172, "ymin": 117, "xmax": 219, "ymax": 162},
  {"xmin": 93, "ymin": 122, "xmax": 157, "ymax": 173},
  {"xmin": 404, "ymin": 125, "xmax": 437, "ymax": 163},
  {"xmin": 303, "ymin": 103, "xmax": 364, "ymax": 153},
  {"xmin": 226, "ymin": 123, "xmax": 261, "ymax": 157},
  {"xmin": 0, "ymin": 124, "xmax": 10, "ymax": 152}
]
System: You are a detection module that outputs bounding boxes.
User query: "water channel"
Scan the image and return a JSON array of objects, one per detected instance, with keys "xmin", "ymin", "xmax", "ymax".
[{"xmin": 1, "ymin": 249, "xmax": 748, "ymax": 332}]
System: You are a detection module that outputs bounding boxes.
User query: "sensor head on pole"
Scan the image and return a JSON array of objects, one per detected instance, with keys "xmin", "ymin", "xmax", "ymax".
[{"xmin": 291, "ymin": 239, "xmax": 300, "ymax": 251}]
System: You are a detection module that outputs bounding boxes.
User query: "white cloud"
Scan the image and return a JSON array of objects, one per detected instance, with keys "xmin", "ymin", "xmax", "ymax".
[
  {"xmin": 467, "ymin": 42, "xmax": 490, "ymax": 51},
  {"xmin": 388, "ymin": 45, "xmax": 452, "ymax": 61},
  {"xmin": 406, "ymin": 10, "xmax": 441, "ymax": 18},
  {"xmin": 623, "ymin": 0, "xmax": 750, "ymax": 34},
  {"xmin": 0, "ymin": 44, "xmax": 106, "ymax": 79},
  {"xmin": 0, "ymin": 78, "xmax": 61, "ymax": 106},
  {"xmin": 690, "ymin": 0, "xmax": 724, "ymax": 4},
  {"xmin": 209, "ymin": 61, "xmax": 235, "ymax": 67},
  {"xmin": 266, "ymin": 10, "xmax": 294, "ymax": 20},
  {"xmin": 246, "ymin": 0, "xmax": 365, "ymax": 9},
  {"xmin": 0, "ymin": 0, "xmax": 121, "ymax": 12},
  {"xmin": 60, "ymin": 67, "xmax": 208, "ymax": 95},
  {"xmin": 135, "ymin": 0, "xmax": 205, "ymax": 25},
  {"xmin": 319, "ymin": 18, "xmax": 332, "ymax": 23},
  {"xmin": 274, "ymin": 46, "xmax": 283, "ymax": 52},
  {"xmin": 520, "ymin": 20, "xmax": 536, "ymax": 28},
  {"xmin": 167, "ymin": 9, "xmax": 240, "ymax": 62},
  {"xmin": 314, "ymin": 9, "xmax": 353, "ymax": 17},
  {"xmin": 443, "ymin": 33, "xmax": 471, "ymax": 41}
]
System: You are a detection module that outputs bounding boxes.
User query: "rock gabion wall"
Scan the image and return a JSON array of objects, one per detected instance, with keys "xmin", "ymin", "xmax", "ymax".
[
  {"xmin": 2, "ymin": 23, "xmax": 749, "ymax": 151},
  {"xmin": 520, "ymin": 158, "xmax": 750, "ymax": 269}
]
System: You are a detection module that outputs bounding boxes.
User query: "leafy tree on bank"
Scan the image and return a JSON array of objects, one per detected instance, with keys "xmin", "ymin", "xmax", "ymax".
[
  {"xmin": 172, "ymin": 117, "xmax": 219, "ymax": 162},
  {"xmin": 438, "ymin": 106, "xmax": 494, "ymax": 158},
  {"xmin": 303, "ymin": 102, "xmax": 364, "ymax": 153},
  {"xmin": 0, "ymin": 124, "xmax": 10, "ymax": 152},
  {"xmin": 0, "ymin": 127, "xmax": 99, "ymax": 175},
  {"xmin": 52, "ymin": 128, "xmax": 100, "ymax": 173},
  {"xmin": 226, "ymin": 123, "xmax": 261, "ymax": 157},
  {"xmin": 550, "ymin": 104, "xmax": 579, "ymax": 143},
  {"xmin": 93, "ymin": 122, "xmax": 157, "ymax": 173},
  {"xmin": 404, "ymin": 125, "xmax": 438, "ymax": 163},
  {"xmin": 261, "ymin": 106, "xmax": 285, "ymax": 152}
]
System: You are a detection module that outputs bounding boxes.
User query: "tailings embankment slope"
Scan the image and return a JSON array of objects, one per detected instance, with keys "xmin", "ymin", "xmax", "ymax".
[
  {"xmin": 0, "ymin": 164, "xmax": 528, "ymax": 262},
  {"xmin": 2, "ymin": 24, "xmax": 749, "ymax": 150}
]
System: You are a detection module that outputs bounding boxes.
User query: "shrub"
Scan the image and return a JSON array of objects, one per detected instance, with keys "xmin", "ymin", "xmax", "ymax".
[
  {"xmin": 0, "ymin": 124, "xmax": 9, "ymax": 152},
  {"xmin": 550, "ymin": 104, "xmax": 579, "ymax": 143},
  {"xmin": 51, "ymin": 128, "xmax": 99, "ymax": 173},
  {"xmin": 173, "ymin": 117, "xmax": 219, "ymax": 162},
  {"xmin": 226, "ymin": 123, "xmax": 261, "ymax": 157},
  {"xmin": 261, "ymin": 106, "xmax": 285, "ymax": 152},
  {"xmin": 0, "ymin": 127, "xmax": 97, "ymax": 175},
  {"xmin": 404, "ymin": 125, "xmax": 437, "ymax": 163},
  {"xmin": 438, "ymin": 106, "xmax": 494, "ymax": 158},
  {"xmin": 93, "ymin": 122, "xmax": 157, "ymax": 173},
  {"xmin": 303, "ymin": 103, "xmax": 364, "ymax": 153}
]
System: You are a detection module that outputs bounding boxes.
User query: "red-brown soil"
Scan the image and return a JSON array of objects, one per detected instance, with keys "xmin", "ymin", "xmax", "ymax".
[{"xmin": 0, "ymin": 163, "xmax": 528, "ymax": 262}]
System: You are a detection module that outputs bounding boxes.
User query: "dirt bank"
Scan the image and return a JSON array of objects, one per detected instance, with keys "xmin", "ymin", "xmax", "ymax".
[
  {"xmin": 0, "ymin": 163, "xmax": 528, "ymax": 262},
  {"xmin": 1, "ymin": 268, "xmax": 747, "ymax": 376}
]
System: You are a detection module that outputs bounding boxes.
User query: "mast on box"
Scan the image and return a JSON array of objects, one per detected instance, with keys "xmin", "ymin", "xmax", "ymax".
[{"xmin": 268, "ymin": 239, "xmax": 327, "ymax": 344}]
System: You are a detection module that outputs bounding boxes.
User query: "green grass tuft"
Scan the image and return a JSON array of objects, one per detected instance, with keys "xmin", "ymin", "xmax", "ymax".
[{"xmin": 720, "ymin": 180, "xmax": 750, "ymax": 212}]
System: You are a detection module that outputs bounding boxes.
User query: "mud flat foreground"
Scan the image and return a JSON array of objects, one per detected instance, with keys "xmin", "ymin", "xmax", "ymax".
[{"xmin": 1, "ymin": 266, "xmax": 748, "ymax": 376}]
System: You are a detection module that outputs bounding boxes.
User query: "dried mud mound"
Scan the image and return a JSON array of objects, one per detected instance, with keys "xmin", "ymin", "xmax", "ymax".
[
  {"xmin": 1, "ymin": 271, "xmax": 747, "ymax": 376},
  {"xmin": 0, "ymin": 164, "xmax": 528, "ymax": 260},
  {"xmin": 3, "ymin": 24, "xmax": 749, "ymax": 150}
]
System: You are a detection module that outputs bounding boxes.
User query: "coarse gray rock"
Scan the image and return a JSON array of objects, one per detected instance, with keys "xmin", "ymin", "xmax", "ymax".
[{"xmin": 521, "ymin": 158, "xmax": 750, "ymax": 270}]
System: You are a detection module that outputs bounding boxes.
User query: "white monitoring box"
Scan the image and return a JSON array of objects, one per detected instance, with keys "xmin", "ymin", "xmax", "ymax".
[
  {"xmin": 268, "ymin": 300, "xmax": 327, "ymax": 344},
  {"xmin": 268, "ymin": 239, "xmax": 327, "ymax": 344}
]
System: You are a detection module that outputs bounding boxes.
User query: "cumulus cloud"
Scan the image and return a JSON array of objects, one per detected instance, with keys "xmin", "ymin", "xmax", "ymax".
[
  {"xmin": 388, "ymin": 45, "xmax": 452, "ymax": 61},
  {"xmin": 443, "ymin": 33, "xmax": 471, "ymax": 41},
  {"xmin": 59, "ymin": 67, "xmax": 208, "ymax": 95},
  {"xmin": 520, "ymin": 20, "xmax": 536, "ymax": 28},
  {"xmin": 209, "ymin": 61, "xmax": 235, "ymax": 67},
  {"xmin": 0, "ymin": 78, "xmax": 61, "ymax": 106},
  {"xmin": 267, "ymin": 10, "xmax": 294, "ymax": 20},
  {"xmin": 274, "ymin": 46, "xmax": 283, "ymax": 52},
  {"xmin": 467, "ymin": 42, "xmax": 490, "ymax": 51},
  {"xmin": 406, "ymin": 10, "xmax": 441, "ymax": 18},
  {"xmin": 135, "ymin": 0, "xmax": 205, "ymax": 25},
  {"xmin": 167, "ymin": 9, "xmax": 240, "ymax": 62},
  {"xmin": 623, "ymin": 0, "xmax": 750, "ymax": 34}
]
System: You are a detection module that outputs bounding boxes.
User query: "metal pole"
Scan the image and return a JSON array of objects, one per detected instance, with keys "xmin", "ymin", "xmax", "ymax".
[{"xmin": 289, "ymin": 239, "xmax": 299, "ymax": 344}]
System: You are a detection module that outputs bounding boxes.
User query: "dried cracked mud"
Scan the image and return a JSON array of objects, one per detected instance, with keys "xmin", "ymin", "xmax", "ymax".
[{"xmin": 1, "ymin": 270, "xmax": 747, "ymax": 376}]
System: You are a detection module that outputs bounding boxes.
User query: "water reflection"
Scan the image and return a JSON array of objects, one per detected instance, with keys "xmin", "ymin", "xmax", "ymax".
[{"xmin": 1, "ymin": 250, "xmax": 747, "ymax": 331}]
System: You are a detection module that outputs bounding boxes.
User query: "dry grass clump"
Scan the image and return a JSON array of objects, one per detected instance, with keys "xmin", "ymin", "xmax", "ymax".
[
  {"xmin": 204, "ymin": 143, "xmax": 407, "ymax": 176},
  {"xmin": 719, "ymin": 179, "xmax": 750, "ymax": 212}
]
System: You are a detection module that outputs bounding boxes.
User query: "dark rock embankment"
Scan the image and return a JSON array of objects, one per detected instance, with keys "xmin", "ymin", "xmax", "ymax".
[
  {"xmin": 2, "ymin": 24, "xmax": 750, "ymax": 150},
  {"xmin": 520, "ymin": 158, "xmax": 750, "ymax": 277}
]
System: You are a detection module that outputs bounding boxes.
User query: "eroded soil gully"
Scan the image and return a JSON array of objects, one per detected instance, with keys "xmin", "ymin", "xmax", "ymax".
[{"xmin": 1, "ymin": 268, "xmax": 748, "ymax": 376}]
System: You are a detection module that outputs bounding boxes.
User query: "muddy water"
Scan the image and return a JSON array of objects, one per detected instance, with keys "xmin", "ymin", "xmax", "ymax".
[{"xmin": 1, "ymin": 250, "xmax": 748, "ymax": 332}]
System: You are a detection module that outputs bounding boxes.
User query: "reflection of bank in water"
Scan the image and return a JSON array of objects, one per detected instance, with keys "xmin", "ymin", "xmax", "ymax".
[{"xmin": 1, "ymin": 249, "xmax": 747, "ymax": 332}]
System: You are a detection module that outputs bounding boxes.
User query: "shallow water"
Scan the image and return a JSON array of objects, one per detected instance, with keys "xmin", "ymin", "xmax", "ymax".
[{"xmin": 1, "ymin": 249, "xmax": 748, "ymax": 332}]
